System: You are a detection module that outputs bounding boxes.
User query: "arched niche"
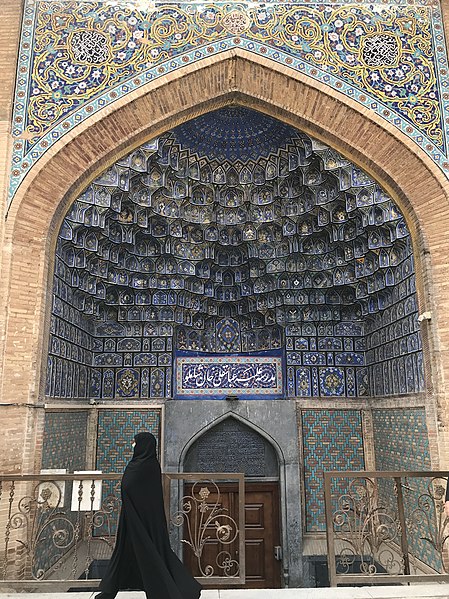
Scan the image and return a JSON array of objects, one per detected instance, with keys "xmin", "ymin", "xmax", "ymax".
[
  {"xmin": 1, "ymin": 50, "xmax": 447, "ymax": 477},
  {"xmin": 45, "ymin": 106, "xmax": 424, "ymax": 403},
  {"xmin": 165, "ymin": 401, "xmax": 302, "ymax": 586},
  {"xmin": 181, "ymin": 416, "xmax": 282, "ymax": 586},
  {"xmin": 183, "ymin": 417, "xmax": 279, "ymax": 478}
]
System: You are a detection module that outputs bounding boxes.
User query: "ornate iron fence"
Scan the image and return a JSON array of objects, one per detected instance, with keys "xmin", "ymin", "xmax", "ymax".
[
  {"xmin": 163, "ymin": 473, "xmax": 245, "ymax": 586},
  {"xmin": 0, "ymin": 472, "xmax": 244, "ymax": 590},
  {"xmin": 324, "ymin": 470, "xmax": 449, "ymax": 586},
  {"xmin": 0, "ymin": 473, "xmax": 121, "ymax": 589}
]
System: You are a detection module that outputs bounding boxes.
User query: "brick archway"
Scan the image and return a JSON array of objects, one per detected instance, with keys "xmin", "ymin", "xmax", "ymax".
[{"xmin": 3, "ymin": 50, "xmax": 449, "ymax": 472}]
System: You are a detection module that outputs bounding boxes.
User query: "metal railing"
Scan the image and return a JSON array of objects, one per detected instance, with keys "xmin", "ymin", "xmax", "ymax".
[
  {"xmin": 324, "ymin": 470, "xmax": 449, "ymax": 586},
  {"xmin": 0, "ymin": 472, "xmax": 245, "ymax": 590},
  {"xmin": 163, "ymin": 473, "xmax": 245, "ymax": 586}
]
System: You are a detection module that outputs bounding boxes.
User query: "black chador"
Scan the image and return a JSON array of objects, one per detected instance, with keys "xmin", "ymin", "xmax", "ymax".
[{"xmin": 97, "ymin": 432, "xmax": 202, "ymax": 599}]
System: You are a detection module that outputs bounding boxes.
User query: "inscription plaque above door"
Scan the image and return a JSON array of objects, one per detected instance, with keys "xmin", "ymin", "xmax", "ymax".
[{"xmin": 174, "ymin": 351, "xmax": 284, "ymax": 399}]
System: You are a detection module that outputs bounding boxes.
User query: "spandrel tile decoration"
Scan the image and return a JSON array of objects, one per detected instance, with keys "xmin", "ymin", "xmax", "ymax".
[{"xmin": 9, "ymin": 0, "xmax": 449, "ymax": 204}]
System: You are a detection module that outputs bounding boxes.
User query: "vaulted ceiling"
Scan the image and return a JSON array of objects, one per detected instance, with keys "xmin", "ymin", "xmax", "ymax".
[{"xmin": 56, "ymin": 106, "xmax": 412, "ymax": 328}]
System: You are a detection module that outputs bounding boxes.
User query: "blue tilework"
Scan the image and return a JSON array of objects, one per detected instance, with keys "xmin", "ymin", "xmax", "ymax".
[
  {"xmin": 116, "ymin": 368, "xmax": 140, "ymax": 397},
  {"xmin": 41, "ymin": 411, "xmax": 88, "ymax": 471},
  {"xmin": 9, "ymin": 0, "xmax": 449, "ymax": 205},
  {"xmin": 372, "ymin": 409, "xmax": 440, "ymax": 571},
  {"xmin": 373, "ymin": 408, "xmax": 430, "ymax": 472},
  {"xmin": 96, "ymin": 409, "xmax": 161, "ymax": 473},
  {"xmin": 46, "ymin": 295, "xmax": 95, "ymax": 399},
  {"xmin": 46, "ymin": 95, "xmax": 424, "ymax": 403},
  {"xmin": 38, "ymin": 412, "xmax": 89, "ymax": 575},
  {"xmin": 366, "ymin": 281, "xmax": 424, "ymax": 396},
  {"xmin": 175, "ymin": 108, "xmax": 300, "ymax": 165},
  {"xmin": 175, "ymin": 353, "xmax": 283, "ymax": 399},
  {"xmin": 302, "ymin": 409, "xmax": 365, "ymax": 531},
  {"xmin": 95, "ymin": 409, "xmax": 162, "ymax": 535},
  {"xmin": 319, "ymin": 367, "xmax": 345, "ymax": 396}
]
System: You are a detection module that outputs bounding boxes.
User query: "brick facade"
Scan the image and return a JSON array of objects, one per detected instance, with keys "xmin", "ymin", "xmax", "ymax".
[
  {"xmin": 0, "ymin": 3, "xmax": 449, "ymax": 478},
  {"xmin": 0, "ymin": 0, "xmax": 31, "ymax": 474}
]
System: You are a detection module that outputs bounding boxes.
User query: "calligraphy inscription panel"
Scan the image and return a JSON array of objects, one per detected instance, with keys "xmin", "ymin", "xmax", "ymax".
[
  {"xmin": 196, "ymin": 430, "xmax": 266, "ymax": 475},
  {"xmin": 175, "ymin": 355, "xmax": 283, "ymax": 399}
]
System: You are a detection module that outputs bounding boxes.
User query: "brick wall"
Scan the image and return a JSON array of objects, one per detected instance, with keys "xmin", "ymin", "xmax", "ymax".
[
  {"xmin": 0, "ymin": 40, "xmax": 448, "ymax": 475},
  {"xmin": 0, "ymin": 1, "xmax": 33, "ymax": 474}
]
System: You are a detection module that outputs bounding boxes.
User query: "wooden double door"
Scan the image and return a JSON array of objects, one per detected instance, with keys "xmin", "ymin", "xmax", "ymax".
[{"xmin": 184, "ymin": 481, "xmax": 281, "ymax": 588}]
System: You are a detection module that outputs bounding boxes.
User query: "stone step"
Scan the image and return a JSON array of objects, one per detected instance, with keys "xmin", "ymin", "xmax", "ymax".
[{"xmin": 1, "ymin": 586, "xmax": 449, "ymax": 599}]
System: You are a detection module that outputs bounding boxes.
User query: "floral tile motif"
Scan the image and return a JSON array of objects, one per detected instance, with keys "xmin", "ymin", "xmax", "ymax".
[
  {"xmin": 116, "ymin": 367, "xmax": 140, "ymax": 397},
  {"xmin": 319, "ymin": 366, "xmax": 346, "ymax": 396},
  {"xmin": 9, "ymin": 0, "xmax": 449, "ymax": 205}
]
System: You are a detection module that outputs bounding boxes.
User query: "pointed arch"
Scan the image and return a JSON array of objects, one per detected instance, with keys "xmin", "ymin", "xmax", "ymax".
[
  {"xmin": 179, "ymin": 411, "xmax": 285, "ymax": 472},
  {"xmin": 1, "ymin": 49, "xmax": 447, "ymax": 464}
]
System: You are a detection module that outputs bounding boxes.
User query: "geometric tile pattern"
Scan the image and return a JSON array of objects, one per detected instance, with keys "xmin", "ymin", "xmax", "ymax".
[
  {"xmin": 46, "ymin": 106, "xmax": 423, "ymax": 400},
  {"xmin": 95, "ymin": 409, "xmax": 161, "ymax": 536},
  {"xmin": 96, "ymin": 409, "xmax": 161, "ymax": 473},
  {"xmin": 40, "ymin": 411, "xmax": 89, "ymax": 573},
  {"xmin": 41, "ymin": 410, "xmax": 88, "ymax": 471},
  {"xmin": 10, "ymin": 0, "xmax": 449, "ymax": 205},
  {"xmin": 372, "ymin": 408, "xmax": 439, "ymax": 570},
  {"xmin": 301, "ymin": 409, "xmax": 365, "ymax": 531},
  {"xmin": 372, "ymin": 408, "xmax": 431, "ymax": 472}
]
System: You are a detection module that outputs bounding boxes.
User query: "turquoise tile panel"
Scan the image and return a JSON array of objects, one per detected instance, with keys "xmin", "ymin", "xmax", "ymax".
[{"xmin": 302, "ymin": 409, "xmax": 365, "ymax": 531}]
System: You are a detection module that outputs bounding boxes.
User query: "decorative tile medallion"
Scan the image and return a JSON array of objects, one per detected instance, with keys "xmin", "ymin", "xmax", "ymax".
[
  {"xmin": 319, "ymin": 367, "xmax": 346, "ymax": 396},
  {"xmin": 116, "ymin": 367, "xmax": 140, "ymax": 397}
]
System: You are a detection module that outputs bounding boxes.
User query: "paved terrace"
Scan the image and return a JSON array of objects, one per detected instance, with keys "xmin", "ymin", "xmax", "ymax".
[{"xmin": 2, "ymin": 587, "xmax": 449, "ymax": 599}]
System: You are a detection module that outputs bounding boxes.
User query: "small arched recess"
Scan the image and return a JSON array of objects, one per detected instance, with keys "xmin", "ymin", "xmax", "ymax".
[{"xmin": 183, "ymin": 417, "xmax": 279, "ymax": 478}]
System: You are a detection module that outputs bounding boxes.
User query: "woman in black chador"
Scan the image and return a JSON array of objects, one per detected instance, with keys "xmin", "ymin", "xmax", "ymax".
[{"xmin": 96, "ymin": 432, "xmax": 202, "ymax": 599}]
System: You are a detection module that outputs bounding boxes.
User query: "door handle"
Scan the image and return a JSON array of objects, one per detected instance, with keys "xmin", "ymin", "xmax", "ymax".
[{"xmin": 274, "ymin": 546, "xmax": 282, "ymax": 561}]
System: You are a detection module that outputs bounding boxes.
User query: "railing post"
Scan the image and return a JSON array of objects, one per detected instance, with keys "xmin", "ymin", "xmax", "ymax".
[
  {"xmin": 164, "ymin": 472, "xmax": 245, "ymax": 586},
  {"xmin": 2, "ymin": 481, "xmax": 15, "ymax": 580},
  {"xmin": 237, "ymin": 473, "xmax": 245, "ymax": 584},
  {"xmin": 324, "ymin": 472, "xmax": 337, "ymax": 587},
  {"xmin": 394, "ymin": 476, "xmax": 411, "ymax": 575}
]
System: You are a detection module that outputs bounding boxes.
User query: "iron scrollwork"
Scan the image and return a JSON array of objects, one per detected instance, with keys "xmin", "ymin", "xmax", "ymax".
[
  {"xmin": 171, "ymin": 481, "xmax": 239, "ymax": 578},
  {"xmin": 4, "ymin": 478, "xmax": 121, "ymax": 580},
  {"xmin": 407, "ymin": 477, "xmax": 449, "ymax": 573},
  {"xmin": 332, "ymin": 477, "xmax": 403, "ymax": 576}
]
